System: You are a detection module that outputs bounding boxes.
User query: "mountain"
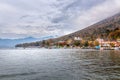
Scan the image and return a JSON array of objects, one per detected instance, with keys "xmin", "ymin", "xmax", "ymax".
[
  {"xmin": 52, "ymin": 12, "xmax": 120, "ymax": 41},
  {"xmin": 15, "ymin": 12, "xmax": 120, "ymax": 47},
  {"xmin": 0, "ymin": 36, "xmax": 56, "ymax": 48}
]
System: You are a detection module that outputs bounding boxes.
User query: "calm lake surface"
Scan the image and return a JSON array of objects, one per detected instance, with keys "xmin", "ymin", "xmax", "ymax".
[{"xmin": 0, "ymin": 49, "xmax": 120, "ymax": 80}]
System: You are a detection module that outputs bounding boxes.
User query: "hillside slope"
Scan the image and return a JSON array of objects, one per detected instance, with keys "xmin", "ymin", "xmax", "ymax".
[{"xmin": 53, "ymin": 13, "xmax": 120, "ymax": 41}]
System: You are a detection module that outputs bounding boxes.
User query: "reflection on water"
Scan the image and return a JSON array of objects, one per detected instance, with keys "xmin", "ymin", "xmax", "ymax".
[{"xmin": 0, "ymin": 49, "xmax": 120, "ymax": 80}]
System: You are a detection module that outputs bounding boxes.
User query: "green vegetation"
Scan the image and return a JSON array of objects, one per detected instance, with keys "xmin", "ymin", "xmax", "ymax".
[
  {"xmin": 108, "ymin": 30, "xmax": 120, "ymax": 40},
  {"xmin": 73, "ymin": 41, "xmax": 81, "ymax": 46}
]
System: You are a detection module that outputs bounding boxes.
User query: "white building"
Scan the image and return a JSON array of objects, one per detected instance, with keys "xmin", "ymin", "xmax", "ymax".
[{"xmin": 74, "ymin": 37, "xmax": 82, "ymax": 41}]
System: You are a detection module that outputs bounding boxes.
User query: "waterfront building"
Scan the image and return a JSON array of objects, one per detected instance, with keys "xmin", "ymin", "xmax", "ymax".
[{"xmin": 96, "ymin": 38, "xmax": 120, "ymax": 50}]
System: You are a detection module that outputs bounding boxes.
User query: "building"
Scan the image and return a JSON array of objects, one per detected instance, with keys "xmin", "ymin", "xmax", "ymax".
[
  {"xmin": 96, "ymin": 38, "xmax": 120, "ymax": 50},
  {"xmin": 74, "ymin": 37, "xmax": 82, "ymax": 41}
]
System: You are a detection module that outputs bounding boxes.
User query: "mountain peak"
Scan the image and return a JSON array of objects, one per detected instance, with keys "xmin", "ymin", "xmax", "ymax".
[{"xmin": 25, "ymin": 37, "xmax": 35, "ymax": 39}]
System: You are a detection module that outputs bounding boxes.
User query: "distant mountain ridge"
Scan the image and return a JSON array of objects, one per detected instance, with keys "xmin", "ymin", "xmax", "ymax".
[
  {"xmin": 0, "ymin": 36, "xmax": 56, "ymax": 48},
  {"xmin": 0, "ymin": 37, "xmax": 38, "ymax": 48}
]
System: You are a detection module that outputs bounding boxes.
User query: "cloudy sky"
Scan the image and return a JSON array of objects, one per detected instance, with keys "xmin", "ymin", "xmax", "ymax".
[{"xmin": 0, "ymin": 0, "xmax": 120, "ymax": 39}]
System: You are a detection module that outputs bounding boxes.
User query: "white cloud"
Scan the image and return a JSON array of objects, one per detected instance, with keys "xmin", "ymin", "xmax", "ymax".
[
  {"xmin": 74, "ymin": 0, "xmax": 120, "ymax": 30},
  {"xmin": 0, "ymin": 0, "xmax": 120, "ymax": 39},
  {"xmin": 0, "ymin": 2, "xmax": 18, "ymax": 13}
]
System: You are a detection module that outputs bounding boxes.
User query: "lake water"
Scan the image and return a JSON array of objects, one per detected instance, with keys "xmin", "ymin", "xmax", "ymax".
[{"xmin": 0, "ymin": 49, "xmax": 120, "ymax": 80}]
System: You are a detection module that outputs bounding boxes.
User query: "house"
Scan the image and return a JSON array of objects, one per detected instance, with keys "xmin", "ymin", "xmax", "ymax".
[
  {"xmin": 66, "ymin": 39, "xmax": 73, "ymax": 45},
  {"xmin": 96, "ymin": 38, "xmax": 120, "ymax": 50},
  {"xmin": 74, "ymin": 37, "xmax": 82, "ymax": 41}
]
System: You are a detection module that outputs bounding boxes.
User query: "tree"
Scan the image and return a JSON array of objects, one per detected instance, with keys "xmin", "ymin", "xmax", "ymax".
[
  {"xmin": 41, "ymin": 40, "xmax": 45, "ymax": 47},
  {"xmin": 94, "ymin": 41, "xmax": 99, "ymax": 46},
  {"xmin": 108, "ymin": 30, "xmax": 120, "ymax": 40},
  {"xmin": 73, "ymin": 41, "xmax": 81, "ymax": 46},
  {"xmin": 84, "ymin": 41, "xmax": 89, "ymax": 47},
  {"xmin": 88, "ymin": 41, "xmax": 94, "ymax": 47},
  {"xmin": 114, "ymin": 27, "xmax": 119, "ymax": 31},
  {"xmin": 110, "ymin": 43, "xmax": 115, "ymax": 47}
]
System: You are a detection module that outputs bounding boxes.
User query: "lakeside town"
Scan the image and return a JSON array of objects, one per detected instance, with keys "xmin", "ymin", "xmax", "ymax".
[
  {"xmin": 41, "ymin": 37, "xmax": 120, "ymax": 50},
  {"xmin": 15, "ymin": 28, "xmax": 120, "ymax": 50},
  {"xmin": 16, "ymin": 36, "xmax": 120, "ymax": 50}
]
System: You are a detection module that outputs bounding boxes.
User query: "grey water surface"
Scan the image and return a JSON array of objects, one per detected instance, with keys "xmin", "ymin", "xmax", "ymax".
[{"xmin": 0, "ymin": 49, "xmax": 120, "ymax": 80}]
